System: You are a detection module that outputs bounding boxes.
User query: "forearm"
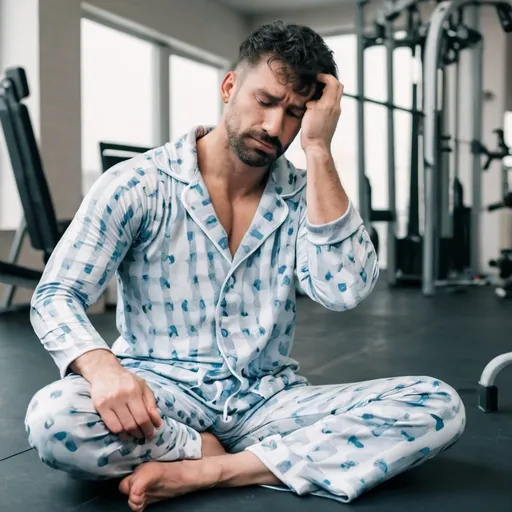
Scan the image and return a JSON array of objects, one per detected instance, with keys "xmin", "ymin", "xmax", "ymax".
[
  {"xmin": 304, "ymin": 147, "xmax": 349, "ymax": 225},
  {"xmin": 70, "ymin": 348, "xmax": 122, "ymax": 382},
  {"xmin": 296, "ymin": 148, "xmax": 379, "ymax": 310},
  {"xmin": 30, "ymin": 283, "xmax": 114, "ymax": 378},
  {"xmin": 29, "ymin": 165, "xmax": 155, "ymax": 378}
]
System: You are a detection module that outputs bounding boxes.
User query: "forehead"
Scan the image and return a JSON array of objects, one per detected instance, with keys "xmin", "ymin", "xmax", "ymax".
[{"xmin": 244, "ymin": 58, "xmax": 315, "ymax": 100}]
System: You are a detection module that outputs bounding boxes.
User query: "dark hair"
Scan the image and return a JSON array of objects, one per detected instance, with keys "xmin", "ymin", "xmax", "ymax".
[{"xmin": 233, "ymin": 20, "xmax": 338, "ymax": 100}]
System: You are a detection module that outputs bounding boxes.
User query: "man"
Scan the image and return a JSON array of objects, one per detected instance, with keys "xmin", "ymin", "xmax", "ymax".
[{"xmin": 25, "ymin": 21, "xmax": 465, "ymax": 512}]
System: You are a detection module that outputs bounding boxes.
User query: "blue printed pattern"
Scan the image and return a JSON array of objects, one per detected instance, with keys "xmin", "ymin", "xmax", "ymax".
[
  {"xmin": 25, "ymin": 368, "xmax": 466, "ymax": 502},
  {"xmin": 29, "ymin": 126, "xmax": 379, "ymax": 421},
  {"xmin": 24, "ymin": 126, "xmax": 466, "ymax": 502}
]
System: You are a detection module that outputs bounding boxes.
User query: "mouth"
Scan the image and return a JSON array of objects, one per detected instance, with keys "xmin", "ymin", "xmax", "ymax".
[{"xmin": 250, "ymin": 136, "xmax": 276, "ymax": 152}]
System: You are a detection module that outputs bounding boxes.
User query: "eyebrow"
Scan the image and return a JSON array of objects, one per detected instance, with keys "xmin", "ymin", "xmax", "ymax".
[{"xmin": 257, "ymin": 88, "xmax": 307, "ymax": 112}]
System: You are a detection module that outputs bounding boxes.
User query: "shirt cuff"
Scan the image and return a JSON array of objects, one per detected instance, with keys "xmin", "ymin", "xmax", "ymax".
[
  {"xmin": 54, "ymin": 342, "xmax": 114, "ymax": 379},
  {"xmin": 305, "ymin": 200, "xmax": 364, "ymax": 245}
]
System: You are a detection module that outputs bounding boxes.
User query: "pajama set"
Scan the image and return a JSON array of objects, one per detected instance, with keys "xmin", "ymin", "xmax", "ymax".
[{"xmin": 25, "ymin": 126, "xmax": 466, "ymax": 503}]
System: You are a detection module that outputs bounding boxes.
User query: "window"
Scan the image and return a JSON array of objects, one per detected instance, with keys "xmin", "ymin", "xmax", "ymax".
[
  {"xmin": 81, "ymin": 18, "xmax": 156, "ymax": 193},
  {"xmin": 170, "ymin": 55, "xmax": 221, "ymax": 140}
]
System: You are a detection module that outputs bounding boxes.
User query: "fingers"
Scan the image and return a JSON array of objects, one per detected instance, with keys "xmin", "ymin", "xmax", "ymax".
[
  {"xmin": 116, "ymin": 404, "xmax": 144, "ymax": 439},
  {"xmin": 128, "ymin": 398, "xmax": 157, "ymax": 440},
  {"xmin": 142, "ymin": 386, "xmax": 164, "ymax": 429},
  {"xmin": 315, "ymin": 73, "xmax": 344, "ymax": 105},
  {"xmin": 98, "ymin": 407, "xmax": 124, "ymax": 435}
]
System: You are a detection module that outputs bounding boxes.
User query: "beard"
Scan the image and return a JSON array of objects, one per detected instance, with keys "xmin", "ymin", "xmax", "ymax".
[{"xmin": 224, "ymin": 108, "xmax": 285, "ymax": 167}]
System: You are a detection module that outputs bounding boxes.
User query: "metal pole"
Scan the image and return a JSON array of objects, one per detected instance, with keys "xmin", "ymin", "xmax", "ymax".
[
  {"xmin": 423, "ymin": 0, "xmax": 491, "ymax": 294},
  {"xmin": 453, "ymin": 15, "xmax": 461, "ymax": 181},
  {"xmin": 1, "ymin": 216, "xmax": 27, "ymax": 309},
  {"xmin": 356, "ymin": 0, "xmax": 370, "ymax": 226},
  {"xmin": 385, "ymin": 17, "xmax": 397, "ymax": 286},
  {"xmin": 441, "ymin": 67, "xmax": 452, "ymax": 241},
  {"xmin": 468, "ymin": 7, "xmax": 484, "ymax": 276},
  {"xmin": 422, "ymin": 1, "xmax": 455, "ymax": 296}
]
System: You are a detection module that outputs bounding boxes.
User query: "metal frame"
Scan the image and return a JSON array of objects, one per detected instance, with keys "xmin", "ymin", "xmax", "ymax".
[
  {"xmin": 1, "ymin": 217, "xmax": 27, "ymax": 308},
  {"xmin": 356, "ymin": 0, "xmax": 370, "ymax": 228},
  {"xmin": 356, "ymin": 0, "xmax": 423, "ymax": 285},
  {"xmin": 385, "ymin": 15, "xmax": 398, "ymax": 286},
  {"xmin": 468, "ymin": 6, "xmax": 484, "ymax": 276},
  {"xmin": 421, "ymin": 0, "xmax": 512, "ymax": 412},
  {"xmin": 0, "ymin": 261, "xmax": 41, "ymax": 289},
  {"xmin": 479, "ymin": 353, "xmax": 512, "ymax": 412},
  {"xmin": 422, "ymin": 0, "xmax": 485, "ymax": 295}
]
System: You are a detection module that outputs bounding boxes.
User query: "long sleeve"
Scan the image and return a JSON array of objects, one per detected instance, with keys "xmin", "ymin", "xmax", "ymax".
[
  {"xmin": 295, "ymin": 193, "xmax": 379, "ymax": 311},
  {"xmin": 30, "ymin": 166, "xmax": 153, "ymax": 378}
]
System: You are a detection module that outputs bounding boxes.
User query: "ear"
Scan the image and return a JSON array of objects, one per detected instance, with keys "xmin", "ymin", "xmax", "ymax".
[{"xmin": 220, "ymin": 71, "xmax": 238, "ymax": 104}]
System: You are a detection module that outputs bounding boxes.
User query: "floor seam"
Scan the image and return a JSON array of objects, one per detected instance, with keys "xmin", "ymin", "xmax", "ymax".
[{"xmin": 0, "ymin": 446, "xmax": 34, "ymax": 462}]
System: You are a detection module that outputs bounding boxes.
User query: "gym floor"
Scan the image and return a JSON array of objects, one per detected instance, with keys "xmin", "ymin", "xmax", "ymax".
[{"xmin": 1, "ymin": 274, "xmax": 511, "ymax": 511}]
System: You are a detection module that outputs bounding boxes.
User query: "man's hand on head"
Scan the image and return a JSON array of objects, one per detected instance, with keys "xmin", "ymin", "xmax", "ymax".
[{"xmin": 300, "ymin": 74, "xmax": 344, "ymax": 156}]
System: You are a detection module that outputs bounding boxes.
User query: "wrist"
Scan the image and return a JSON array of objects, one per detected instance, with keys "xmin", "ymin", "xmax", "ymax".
[
  {"xmin": 304, "ymin": 145, "xmax": 332, "ymax": 162},
  {"xmin": 304, "ymin": 146, "xmax": 334, "ymax": 170},
  {"xmin": 71, "ymin": 349, "xmax": 120, "ymax": 382}
]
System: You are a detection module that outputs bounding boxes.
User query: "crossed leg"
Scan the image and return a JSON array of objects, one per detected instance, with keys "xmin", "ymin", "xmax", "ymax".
[
  {"xmin": 24, "ymin": 366, "xmax": 216, "ymax": 479},
  {"xmin": 119, "ymin": 375, "xmax": 465, "ymax": 510},
  {"xmin": 227, "ymin": 375, "xmax": 466, "ymax": 502}
]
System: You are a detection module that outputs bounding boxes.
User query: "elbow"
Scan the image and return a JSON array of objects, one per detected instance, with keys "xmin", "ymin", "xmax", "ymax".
[
  {"xmin": 307, "ymin": 253, "xmax": 380, "ymax": 312},
  {"xmin": 29, "ymin": 282, "xmax": 53, "ymax": 333}
]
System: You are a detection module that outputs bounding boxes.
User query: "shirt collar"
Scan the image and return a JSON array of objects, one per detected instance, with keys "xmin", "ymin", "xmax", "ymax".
[{"xmin": 152, "ymin": 125, "xmax": 306, "ymax": 199}]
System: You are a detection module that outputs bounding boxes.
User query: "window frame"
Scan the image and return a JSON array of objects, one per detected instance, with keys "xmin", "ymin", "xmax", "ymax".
[{"xmin": 81, "ymin": 6, "xmax": 229, "ymax": 147}]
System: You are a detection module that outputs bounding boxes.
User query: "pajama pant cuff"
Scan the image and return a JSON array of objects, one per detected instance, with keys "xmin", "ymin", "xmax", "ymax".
[
  {"xmin": 154, "ymin": 425, "xmax": 203, "ymax": 462},
  {"xmin": 245, "ymin": 434, "xmax": 358, "ymax": 501}
]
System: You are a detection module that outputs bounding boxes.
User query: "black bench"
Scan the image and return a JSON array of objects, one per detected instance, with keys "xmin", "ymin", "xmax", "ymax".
[{"xmin": 0, "ymin": 67, "xmax": 71, "ymax": 311}]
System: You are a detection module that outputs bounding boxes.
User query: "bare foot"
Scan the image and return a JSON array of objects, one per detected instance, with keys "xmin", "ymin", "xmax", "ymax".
[
  {"xmin": 119, "ymin": 459, "xmax": 221, "ymax": 511},
  {"xmin": 200, "ymin": 432, "xmax": 227, "ymax": 457}
]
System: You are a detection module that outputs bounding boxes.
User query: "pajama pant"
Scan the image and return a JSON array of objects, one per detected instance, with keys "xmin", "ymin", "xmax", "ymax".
[{"xmin": 24, "ymin": 362, "xmax": 466, "ymax": 503}]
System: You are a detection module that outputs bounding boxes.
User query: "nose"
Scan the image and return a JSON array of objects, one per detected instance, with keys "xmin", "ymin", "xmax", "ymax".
[{"xmin": 262, "ymin": 108, "xmax": 284, "ymax": 139}]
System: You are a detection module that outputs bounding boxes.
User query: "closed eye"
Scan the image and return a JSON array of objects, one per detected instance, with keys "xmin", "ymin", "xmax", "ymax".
[
  {"xmin": 257, "ymin": 98, "xmax": 272, "ymax": 107},
  {"xmin": 257, "ymin": 96, "xmax": 304, "ymax": 119}
]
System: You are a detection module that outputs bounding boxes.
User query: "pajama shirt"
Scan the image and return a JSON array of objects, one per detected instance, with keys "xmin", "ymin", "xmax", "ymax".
[{"xmin": 25, "ymin": 126, "xmax": 465, "ymax": 502}]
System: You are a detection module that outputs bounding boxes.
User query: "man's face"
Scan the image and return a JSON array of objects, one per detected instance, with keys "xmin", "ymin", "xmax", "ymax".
[{"xmin": 222, "ymin": 58, "xmax": 314, "ymax": 167}]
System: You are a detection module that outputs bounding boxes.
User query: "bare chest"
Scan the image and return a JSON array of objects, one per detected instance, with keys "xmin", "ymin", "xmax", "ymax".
[{"xmin": 208, "ymin": 191, "xmax": 262, "ymax": 257}]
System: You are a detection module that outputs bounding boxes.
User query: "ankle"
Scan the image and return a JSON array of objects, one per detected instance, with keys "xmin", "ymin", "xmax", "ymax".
[
  {"xmin": 199, "ymin": 457, "xmax": 224, "ymax": 488},
  {"xmin": 214, "ymin": 452, "xmax": 281, "ymax": 488}
]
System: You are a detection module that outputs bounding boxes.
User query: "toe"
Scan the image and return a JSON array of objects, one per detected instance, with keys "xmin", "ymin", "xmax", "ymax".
[
  {"xmin": 128, "ymin": 496, "xmax": 146, "ymax": 512},
  {"xmin": 119, "ymin": 474, "xmax": 133, "ymax": 495}
]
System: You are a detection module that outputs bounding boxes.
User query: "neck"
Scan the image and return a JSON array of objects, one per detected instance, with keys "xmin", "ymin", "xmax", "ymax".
[{"xmin": 196, "ymin": 126, "xmax": 269, "ymax": 197}]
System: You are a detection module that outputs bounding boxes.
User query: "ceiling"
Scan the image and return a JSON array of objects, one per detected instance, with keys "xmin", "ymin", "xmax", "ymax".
[{"xmin": 215, "ymin": 0, "xmax": 343, "ymax": 15}]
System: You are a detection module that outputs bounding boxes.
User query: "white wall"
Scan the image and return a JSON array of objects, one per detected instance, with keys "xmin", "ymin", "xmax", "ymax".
[
  {"xmin": 84, "ymin": 0, "xmax": 247, "ymax": 66},
  {"xmin": 249, "ymin": 3, "xmax": 358, "ymax": 35},
  {"xmin": 0, "ymin": 0, "xmax": 248, "ymax": 306},
  {"xmin": 0, "ymin": 0, "xmax": 248, "ymax": 232},
  {"xmin": 0, "ymin": 0, "xmax": 40, "ymax": 230}
]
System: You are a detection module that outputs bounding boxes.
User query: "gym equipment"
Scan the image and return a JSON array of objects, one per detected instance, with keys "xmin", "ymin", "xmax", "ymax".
[
  {"xmin": 423, "ymin": 0, "xmax": 512, "ymax": 296},
  {"xmin": 99, "ymin": 141, "xmax": 151, "ymax": 172},
  {"xmin": 487, "ymin": 189, "xmax": 512, "ymax": 298},
  {"xmin": 0, "ymin": 67, "xmax": 71, "ymax": 311},
  {"xmin": 479, "ymin": 352, "xmax": 512, "ymax": 412},
  {"xmin": 479, "ymin": 188, "xmax": 512, "ymax": 411},
  {"xmin": 0, "ymin": 261, "xmax": 42, "ymax": 288},
  {"xmin": 356, "ymin": 0, "xmax": 512, "ymax": 293},
  {"xmin": 356, "ymin": 0, "xmax": 431, "ymax": 286}
]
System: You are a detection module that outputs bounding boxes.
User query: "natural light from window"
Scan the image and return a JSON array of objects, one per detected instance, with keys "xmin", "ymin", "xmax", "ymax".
[
  {"xmin": 81, "ymin": 18, "xmax": 155, "ymax": 193},
  {"xmin": 170, "ymin": 55, "xmax": 221, "ymax": 140}
]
